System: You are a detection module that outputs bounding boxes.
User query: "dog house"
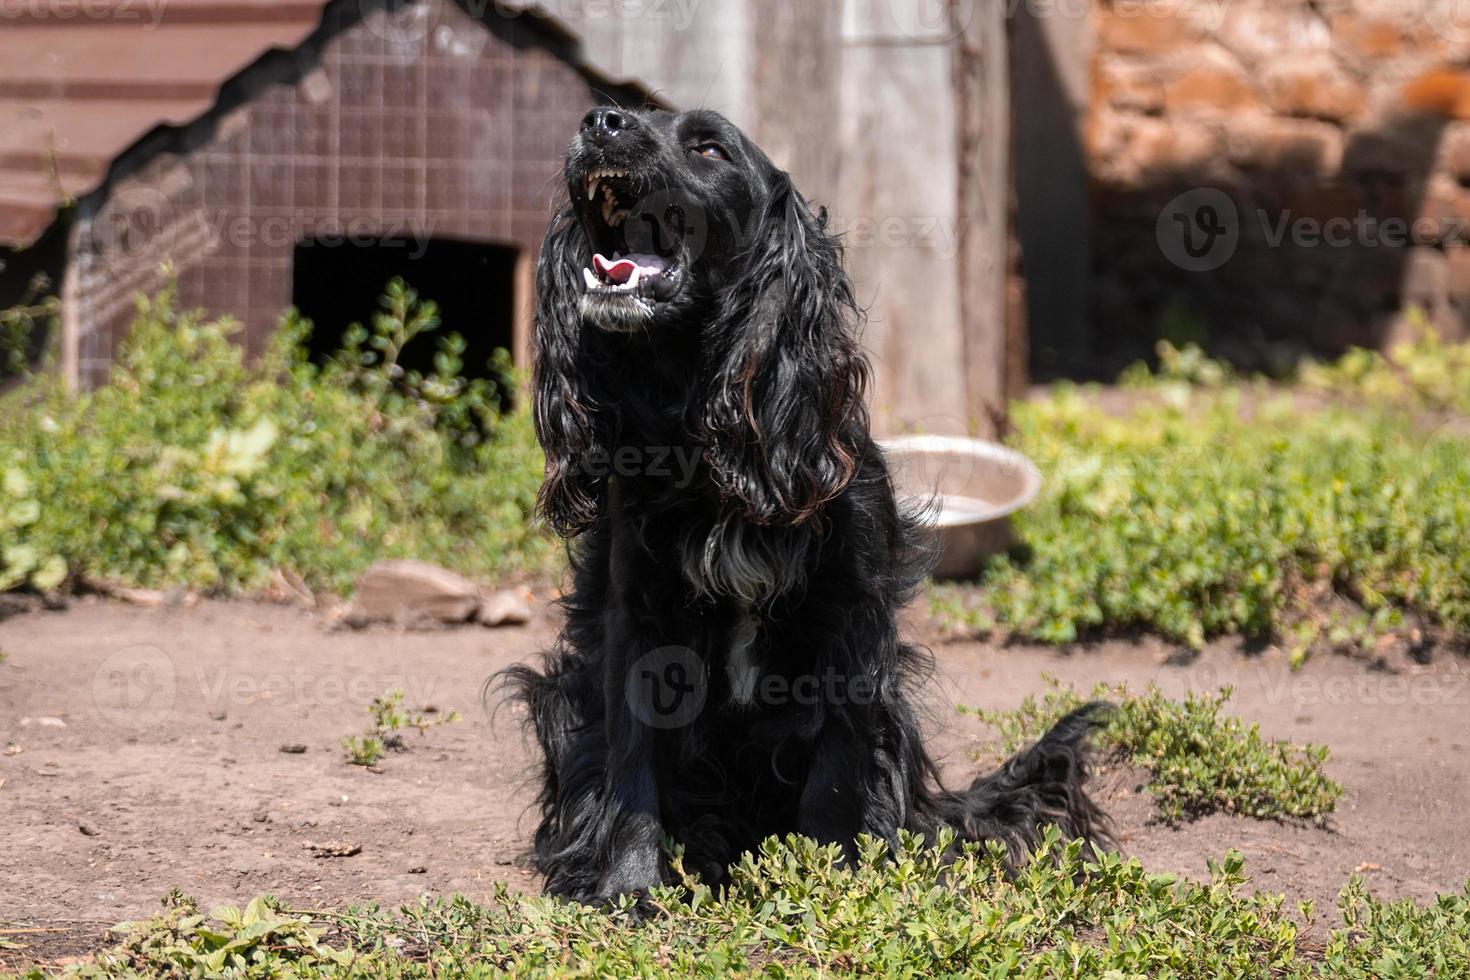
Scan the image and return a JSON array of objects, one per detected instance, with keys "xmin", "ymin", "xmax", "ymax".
[{"xmin": 0, "ymin": 0, "xmax": 648, "ymax": 388}]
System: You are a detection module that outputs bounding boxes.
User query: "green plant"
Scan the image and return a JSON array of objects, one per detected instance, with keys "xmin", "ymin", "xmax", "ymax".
[
  {"xmin": 1299, "ymin": 307, "xmax": 1470, "ymax": 414},
  {"xmin": 1324, "ymin": 873, "xmax": 1470, "ymax": 977},
  {"xmin": 343, "ymin": 689, "xmax": 458, "ymax": 768},
  {"xmin": 0, "ymin": 466, "xmax": 66, "ymax": 593},
  {"xmin": 0, "ymin": 280, "xmax": 555, "ymax": 597},
  {"xmin": 1152, "ymin": 299, "xmax": 1212, "ymax": 354},
  {"xmin": 328, "ymin": 278, "xmax": 511, "ymax": 460},
  {"xmin": 1121, "ymin": 338, "xmax": 1232, "ymax": 388},
  {"xmin": 61, "ymin": 892, "xmax": 353, "ymax": 978},
  {"xmin": 962, "ymin": 678, "xmax": 1341, "ymax": 824},
  {"xmin": 370, "ymin": 689, "xmax": 459, "ymax": 745},
  {"xmin": 0, "ymin": 272, "xmax": 59, "ymax": 379},
  {"xmin": 341, "ymin": 734, "xmax": 385, "ymax": 768},
  {"xmin": 9, "ymin": 834, "xmax": 1468, "ymax": 978},
  {"xmin": 934, "ymin": 352, "xmax": 1470, "ymax": 656}
]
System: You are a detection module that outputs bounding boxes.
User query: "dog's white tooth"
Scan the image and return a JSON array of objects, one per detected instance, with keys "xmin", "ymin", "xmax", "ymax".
[
  {"xmin": 583, "ymin": 267, "xmax": 599, "ymax": 289},
  {"xmin": 627, "ymin": 267, "xmax": 643, "ymax": 289},
  {"xmin": 587, "ymin": 177, "xmax": 600, "ymax": 202}
]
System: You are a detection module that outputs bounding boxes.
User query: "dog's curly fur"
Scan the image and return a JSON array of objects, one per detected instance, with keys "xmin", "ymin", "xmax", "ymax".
[{"xmin": 504, "ymin": 106, "xmax": 1109, "ymax": 903}]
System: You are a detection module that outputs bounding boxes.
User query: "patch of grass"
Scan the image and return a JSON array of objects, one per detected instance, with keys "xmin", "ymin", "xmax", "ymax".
[
  {"xmin": 342, "ymin": 689, "xmax": 458, "ymax": 768},
  {"xmin": 53, "ymin": 893, "xmax": 352, "ymax": 978},
  {"xmin": 0, "ymin": 272, "xmax": 58, "ymax": 380},
  {"xmin": 1298, "ymin": 310, "xmax": 1470, "ymax": 415},
  {"xmin": 934, "ymin": 339, "xmax": 1470, "ymax": 658},
  {"xmin": 962, "ymin": 678, "xmax": 1341, "ymax": 824},
  {"xmin": 9, "ymin": 833, "xmax": 1467, "ymax": 977},
  {"xmin": 0, "ymin": 279, "xmax": 555, "ymax": 597},
  {"xmin": 340, "ymin": 734, "xmax": 385, "ymax": 769}
]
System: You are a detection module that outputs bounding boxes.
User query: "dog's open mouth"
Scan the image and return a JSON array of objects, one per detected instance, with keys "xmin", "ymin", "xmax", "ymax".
[{"xmin": 578, "ymin": 168, "xmax": 683, "ymax": 304}]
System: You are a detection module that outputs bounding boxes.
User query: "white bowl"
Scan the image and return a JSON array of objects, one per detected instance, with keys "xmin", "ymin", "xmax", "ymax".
[{"xmin": 879, "ymin": 434, "xmax": 1042, "ymax": 578}]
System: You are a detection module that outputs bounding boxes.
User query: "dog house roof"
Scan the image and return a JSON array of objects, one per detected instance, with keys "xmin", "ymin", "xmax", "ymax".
[
  {"xmin": 0, "ymin": 0, "xmax": 632, "ymax": 250},
  {"xmin": 0, "ymin": 0, "xmax": 332, "ymax": 247}
]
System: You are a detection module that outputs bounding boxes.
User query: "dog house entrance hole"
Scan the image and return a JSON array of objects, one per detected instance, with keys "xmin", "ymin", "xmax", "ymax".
[{"xmin": 291, "ymin": 237, "xmax": 519, "ymax": 388}]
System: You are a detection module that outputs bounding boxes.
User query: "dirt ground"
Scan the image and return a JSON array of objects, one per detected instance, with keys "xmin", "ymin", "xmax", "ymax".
[{"xmin": 2, "ymin": 598, "xmax": 1468, "ymax": 964}]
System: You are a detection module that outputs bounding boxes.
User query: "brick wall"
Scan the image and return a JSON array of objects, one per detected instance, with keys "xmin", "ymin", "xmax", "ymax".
[
  {"xmin": 1085, "ymin": 0, "xmax": 1470, "ymax": 373},
  {"xmin": 68, "ymin": 0, "xmax": 608, "ymax": 386}
]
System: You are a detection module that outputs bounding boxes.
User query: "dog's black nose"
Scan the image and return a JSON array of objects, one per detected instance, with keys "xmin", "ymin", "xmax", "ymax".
[{"xmin": 582, "ymin": 107, "xmax": 635, "ymax": 147}]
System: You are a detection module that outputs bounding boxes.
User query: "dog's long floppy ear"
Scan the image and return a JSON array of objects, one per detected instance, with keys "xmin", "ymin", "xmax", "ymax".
[
  {"xmin": 532, "ymin": 206, "xmax": 608, "ymax": 537},
  {"xmin": 702, "ymin": 175, "xmax": 870, "ymax": 526}
]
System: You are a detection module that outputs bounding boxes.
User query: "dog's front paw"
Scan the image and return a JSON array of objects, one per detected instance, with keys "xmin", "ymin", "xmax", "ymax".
[{"xmin": 591, "ymin": 849, "xmax": 666, "ymax": 919}]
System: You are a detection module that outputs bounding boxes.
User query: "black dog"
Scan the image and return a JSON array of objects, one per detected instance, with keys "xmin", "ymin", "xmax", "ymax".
[{"xmin": 506, "ymin": 106, "xmax": 1108, "ymax": 903}]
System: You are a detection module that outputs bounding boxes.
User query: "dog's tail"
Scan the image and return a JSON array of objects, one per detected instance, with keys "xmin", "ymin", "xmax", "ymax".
[{"xmin": 936, "ymin": 701, "xmax": 1113, "ymax": 863}]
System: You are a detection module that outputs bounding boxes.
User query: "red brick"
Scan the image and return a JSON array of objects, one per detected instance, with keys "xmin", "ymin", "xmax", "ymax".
[
  {"xmin": 1228, "ymin": 117, "xmax": 1343, "ymax": 174},
  {"xmin": 1442, "ymin": 125, "xmax": 1470, "ymax": 182},
  {"xmin": 1090, "ymin": 113, "xmax": 1222, "ymax": 187},
  {"xmin": 1262, "ymin": 60, "xmax": 1368, "ymax": 122},
  {"xmin": 1447, "ymin": 245, "xmax": 1470, "ymax": 303},
  {"xmin": 1420, "ymin": 176, "xmax": 1470, "ymax": 240},
  {"xmin": 1096, "ymin": 5, "xmax": 1200, "ymax": 54},
  {"xmin": 1094, "ymin": 59, "xmax": 1165, "ymax": 115},
  {"xmin": 1163, "ymin": 55, "xmax": 1262, "ymax": 114},
  {"xmin": 1400, "ymin": 70, "xmax": 1470, "ymax": 121},
  {"xmin": 1330, "ymin": 13, "xmax": 1405, "ymax": 60},
  {"xmin": 1403, "ymin": 246, "xmax": 1450, "ymax": 307},
  {"xmin": 1215, "ymin": 7, "xmax": 1331, "ymax": 63}
]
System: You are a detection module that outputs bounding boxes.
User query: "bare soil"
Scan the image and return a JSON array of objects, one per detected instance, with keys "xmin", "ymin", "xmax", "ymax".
[{"xmin": 2, "ymin": 598, "xmax": 1468, "ymax": 965}]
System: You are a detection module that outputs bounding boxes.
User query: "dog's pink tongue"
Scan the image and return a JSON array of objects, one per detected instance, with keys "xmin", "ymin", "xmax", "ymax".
[{"xmin": 594, "ymin": 254, "xmax": 638, "ymax": 284}]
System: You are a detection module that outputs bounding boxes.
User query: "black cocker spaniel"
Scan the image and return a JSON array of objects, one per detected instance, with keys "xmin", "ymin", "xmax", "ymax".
[{"xmin": 506, "ymin": 105, "xmax": 1109, "ymax": 904}]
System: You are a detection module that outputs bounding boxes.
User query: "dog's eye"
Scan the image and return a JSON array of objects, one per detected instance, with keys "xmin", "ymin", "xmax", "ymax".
[{"xmin": 692, "ymin": 142, "xmax": 728, "ymax": 161}]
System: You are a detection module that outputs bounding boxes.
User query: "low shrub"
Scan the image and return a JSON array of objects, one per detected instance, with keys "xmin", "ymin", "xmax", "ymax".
[
  {"xmin": 12, "ymin": 833, "xmax": 1467, "ymax": 977},
  {"xmin": 1297, "ymin": 311, "xmax": 1470, "ymax": 415},
  {"xmin": 0, "ymin": 280, "xmax": 554, "ymax": 596},
  {"xmin": 934, "ymin": 341, "xmax": 1470, "ymax": 657},
  {"xmin": 962, "ymin": 678, "xmax": 1340, "ymax": 824},
  {"xmin": 0, "ymin": 272, "xmax": 59, "ymax": 380}
]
